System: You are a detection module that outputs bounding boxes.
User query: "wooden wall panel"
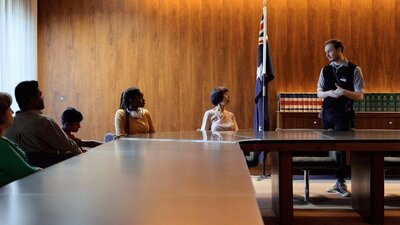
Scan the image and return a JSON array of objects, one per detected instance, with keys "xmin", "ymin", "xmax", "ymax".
[
  {"xmin": 38, "ymin": 0, "xmax": 260, "ymax": 140},
  {"xmin": 38, "ymin": 0, "xmax": 400, "ymax": 140}
]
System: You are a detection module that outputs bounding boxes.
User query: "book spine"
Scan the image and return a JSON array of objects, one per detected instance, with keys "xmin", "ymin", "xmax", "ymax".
[
  {"xmin": 376, "ymin": 94, "xmax": 383, "ymax": 112},
  {"xmin": 389, "ymin": 94, "xmax": 396, "ymax": 112}
]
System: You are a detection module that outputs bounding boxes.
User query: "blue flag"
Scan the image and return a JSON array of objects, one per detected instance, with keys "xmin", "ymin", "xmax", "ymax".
[{"xmin": 254, "ymin": 13, "xmax": 274, "ymax": 132}]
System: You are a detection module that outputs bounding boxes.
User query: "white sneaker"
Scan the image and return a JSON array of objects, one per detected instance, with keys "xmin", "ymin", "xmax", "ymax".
[{"xmin": 326, "ymin": 181, "xmax": 351, "ymax": 197}]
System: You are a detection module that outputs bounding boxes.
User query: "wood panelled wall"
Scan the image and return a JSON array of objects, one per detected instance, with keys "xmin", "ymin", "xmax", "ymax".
[{"xmin": 38, "ymin": 0, "xmax": 400, "ymax": 140}]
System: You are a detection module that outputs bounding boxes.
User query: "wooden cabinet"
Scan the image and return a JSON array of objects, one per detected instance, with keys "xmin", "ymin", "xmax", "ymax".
[
  {"xmin": 277, "ymin": 112, "xmax": 321, "ymax": 129},
  {"xmin": 277, "ymin": 112, "xmax": 400, "ymax": 129},
  {"xmin": 356, "ymin": 113, "xmax": 400, "ymax": 129}
]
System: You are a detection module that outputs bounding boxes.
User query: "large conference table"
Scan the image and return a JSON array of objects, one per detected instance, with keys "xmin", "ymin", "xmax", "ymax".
[
  {"xmin": 237, "ymin": 129, "xmax": 400, "ymax": 225},
  {"xmin": 0, "ymin": 135, "xmax": 263, "ymax": 225},
  {"xmin": 131, "ymin": 130, "xmax": 400, "ymax": 225},
  {"xmin": 1, "ymin": 130, "xmax": 399, "ymax": 225}
]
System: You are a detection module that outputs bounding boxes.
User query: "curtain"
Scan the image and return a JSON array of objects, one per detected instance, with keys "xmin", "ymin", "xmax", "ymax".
[{"xmin": 0, "ymin": 0, "xmax": 37, "ymax": 111}]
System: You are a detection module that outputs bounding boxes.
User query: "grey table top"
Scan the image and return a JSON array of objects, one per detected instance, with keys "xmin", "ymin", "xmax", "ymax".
[
  {"xmin": 3, "ymin": 130, "xmax": 399, "ymax": 225},
  {"xmin": 127, "ymin": 130, "xmax": 400, "ymax": 142},
  {"xmin": 0, "ymin": 139, "xmax": 263, "ymax": 225},
  {"xmin": 236, "ymin": 129, "xmax": 400, "ymax": 141},
  {"xmin": 126, "ymin": 131, "xmax": 254, "ymax": 143},
  {"xmin": 235, "ymin": 129, "xmax": 400, "ymax": 152}
]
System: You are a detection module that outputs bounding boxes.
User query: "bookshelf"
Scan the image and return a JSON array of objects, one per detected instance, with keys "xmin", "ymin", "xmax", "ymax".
[
  {"xmin": 277, "ymin": 93, "xmax": 400, "ymax": 129},
  {"xmin": 277, "ymin": 93, "xmax": 400, "ymax": 113}
]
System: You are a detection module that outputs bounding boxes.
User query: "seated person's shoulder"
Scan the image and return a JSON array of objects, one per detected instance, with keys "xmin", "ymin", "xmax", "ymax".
[
  {"xmin": 19, "ymin": 111, "xmax": 54, "ymax": 123},
  {"xmin": 227, "ymin": 110, "xmax": 236, "ymax": 117},
  {"xmin": 204, "ymin": 109, "xmax": 214, "ymax": 115},
  {"xmin": 115, "ymin": 109, "xmax": 125, "ymax": 117},
  {"xmin": 143, "ymin": 108, "xmax": 151, "ymax": 114},
  {"xmin": 141, "ymin": 108, "xmax": 154, "ymax": 118},
  {"xmin": 0, "ymin": 137, "xmax": 8, "ymax": 147},
  {"xmin": 36, "ymin": 114, "xmax": 59, "ymax": 127},
  {"xmin": 9, "ymin": 112, "xmax": 55, "ymax": 132}
]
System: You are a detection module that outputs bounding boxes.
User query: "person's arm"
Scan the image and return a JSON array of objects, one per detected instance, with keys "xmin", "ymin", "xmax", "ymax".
[
  {"xmin": 200, "ymin": 111, "xmax": 211, "ymax": 131},
  {"xmin": 341, "ymin": 86, "xmax": 364, "ymax": 100},
  {"xmin": 67, "ymin": 133, "xmax": 83, "ymax": 147},
  {"xmin": 318, "ymin": 90, "xmax": 338, "ymax": 99},
  {"xmin": 68, "ymin": 134, "xmax": 102, "ymax": 148},
  {"xmin": 80, "ymin": 140, "xmax": 103, "ymax": 148},
  {"xmin": 231, "ymin": 113, "xmax": 239, "ymax": 131},
  {"xmin": 347, "ymin": 66, "xmax": 365, "ymax": 100},
  {"xmin": 43, "ymin": 118, "xmax": 82, "ymax": 154},
  {"xmin": 146, "ymin": 110, "xmax": 156, "ymax": 133},
  {"xmin": 0, "ymin": 141, "xmax": 38, "ymax": 181},
  {"xmin": 334, "ymin": 66, "xmax": 365, "ymax": 101},
  {"xmin": 114, "ymin": 110, "xmax": 127, "ymax": 136},
  {"xmin": 316, "ymin": 68, "xmax": 339, "ymax": 99}
]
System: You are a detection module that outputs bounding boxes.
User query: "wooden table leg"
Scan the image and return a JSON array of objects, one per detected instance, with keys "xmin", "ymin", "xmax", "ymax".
[
  {"xmin": 271, "ymin": 151, "xmax": 293, "ymax": 225},
  {"xmin": 351, "ymin": 151, "xmax": 384, "ymax": 224}
]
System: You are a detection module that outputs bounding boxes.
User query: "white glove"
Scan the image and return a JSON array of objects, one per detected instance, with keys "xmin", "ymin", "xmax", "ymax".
[
  {"xmin": 333, "ymin": 84, "xmax": 344, "ymax": 97},
  {"xmin": 317, "ymin": 90, "xmax": 338, "ymax": 99}
]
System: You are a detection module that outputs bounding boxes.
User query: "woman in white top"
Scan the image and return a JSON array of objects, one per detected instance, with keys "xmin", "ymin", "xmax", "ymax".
[{"xmin": 200, "ymin": 87, "xmax": 238, "ymax": 131}]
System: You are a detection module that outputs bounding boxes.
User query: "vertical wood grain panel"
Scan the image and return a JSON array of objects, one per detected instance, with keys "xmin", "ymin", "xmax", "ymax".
[{"xmin": 38, "ymin": 0, "xmax": 400, "ymax": 140}]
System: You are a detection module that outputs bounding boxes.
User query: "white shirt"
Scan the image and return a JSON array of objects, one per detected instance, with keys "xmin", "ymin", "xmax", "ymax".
[
  {"xmin": 317, "ymin": 60, "xmax": 365, "ymax": 93},
  {"xmin": 200, "ymin": 107, "xmax": 239, "ymax": 131}
]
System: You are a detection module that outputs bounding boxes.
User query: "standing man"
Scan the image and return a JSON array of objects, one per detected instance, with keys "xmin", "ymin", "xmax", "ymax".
[
  {"xmin": 5, "ymin": 80, "xmax": 82, "ymax": 168},
  {"xmin": 317, "ymin": 39, "xmax": 365, "ymax": 197}
]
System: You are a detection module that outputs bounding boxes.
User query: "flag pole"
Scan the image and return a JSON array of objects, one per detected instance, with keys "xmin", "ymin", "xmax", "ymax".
[
  {"xmin": 262, "ymin": 0, "xmax": 267, "ymax": 131},
  {"xmin": 257, "ymin": 0, "xmax": 269, "ymax": 181}
]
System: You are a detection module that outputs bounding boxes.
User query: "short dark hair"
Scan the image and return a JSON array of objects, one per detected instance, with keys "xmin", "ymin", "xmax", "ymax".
[
  {"xmin": 61, "ymin": 107, "xmax": 83, "ymax": 125},
  {"xmin": 210, "ymin": 87, "xmax": 229, "ymax": 106},
  {"xmin": 325, "ymin": 39, "xmax": 344, "ymax": 52},
  {"xmin": 0, "ymin": 92, "xmax": 12, "ymax": 125},
  {"xmin": 15, "ymin": 80, "xmax": 39, "ymax": 110},
  {"xmin": 119, "ymin": 87, "xmax": 142, "ymax": 109}
]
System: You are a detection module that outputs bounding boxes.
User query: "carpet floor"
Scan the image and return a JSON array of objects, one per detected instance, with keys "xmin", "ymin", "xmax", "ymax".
[{"xmin": 251, "ymin": 175, "xmax": 400, "ymax": 224}]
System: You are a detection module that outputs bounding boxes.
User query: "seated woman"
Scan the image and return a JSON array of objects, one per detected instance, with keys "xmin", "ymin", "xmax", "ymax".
[
  {"xmin": 0, "ymin": 92, "xmax": 40, "ymax": 187},
  {"xmin": 114, "ymin": 87, "xmax": 155, "ymax": 136},
  {"xmin": 200, "ymin": 87, "xmax": 238, "ymax": 131}
]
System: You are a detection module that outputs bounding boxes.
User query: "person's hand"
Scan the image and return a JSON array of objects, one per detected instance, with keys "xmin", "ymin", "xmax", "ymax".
[
  {"xmin": 318, "ymin": 90, "xmax": 338, "ymax": 98},
  {"xmin": 333, "ymin": 83, "xmax": 344, "ymax": 97},
  {"xmin": 327, "ymin": 90, "xmax": 339, "ymax": 98}
]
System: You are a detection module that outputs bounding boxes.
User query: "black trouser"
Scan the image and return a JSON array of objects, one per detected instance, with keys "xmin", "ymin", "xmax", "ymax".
[
  {"xmin": 322, "ymin": 108, "xmax": 354, "ymax": 181},
  {"xmin": 322, "ymin": 108, "xmax": 354, "ymax": 131}
]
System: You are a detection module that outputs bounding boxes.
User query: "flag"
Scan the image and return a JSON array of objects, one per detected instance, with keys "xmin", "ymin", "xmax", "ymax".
[{"xmin": 254, "ymin": 11, "xmax": 274, "ymax": 132}]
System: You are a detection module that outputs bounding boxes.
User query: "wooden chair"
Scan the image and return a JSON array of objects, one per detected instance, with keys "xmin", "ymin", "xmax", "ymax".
[
  {"xmin": 103, "ymin": 133, "xmax": 115, "ymax": 142},
  {"xmin": 384, "ymin": 152, "xmax": 400, "ymax": 168}
]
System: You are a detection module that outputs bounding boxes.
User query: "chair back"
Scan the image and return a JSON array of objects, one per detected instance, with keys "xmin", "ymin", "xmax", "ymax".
[{"xmin": 104, "ymin": 133, "xmax": 114, "ymax": 142}]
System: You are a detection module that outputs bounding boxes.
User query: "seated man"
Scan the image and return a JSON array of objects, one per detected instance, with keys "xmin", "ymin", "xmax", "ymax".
[{"xmin": 5, "ymin": 81, "xmax": 82, "ymax": 168}]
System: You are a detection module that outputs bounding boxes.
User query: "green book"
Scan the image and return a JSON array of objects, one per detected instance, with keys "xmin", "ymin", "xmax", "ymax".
[
  {"xmin": 370, "ymin": 94, "xmax": 376, "ymax": 111},
  {"xmin": 353, "ymin": 99, "xmax": 360, "ymax": 112},
  {"xmin": 359, "ymin": 97, "xmax": 365, "ymax": 111},
  {"xmin": 382, "ymin": 94, "xmax": 388, "ymax": 112},
  {"xmin": 376, "ymin": 94, "xmax": 383, "ymax": 112},
  {"xmin": 388, "ymin": 94, "xmax": 396, "ymax": 111},
  {"xmin": 365, "ymin": 94, "xmax": 371, "ymax": 111},
  {"xmin": 396, "ymin": 94, "xmax": 400, "ymax": 111}
]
